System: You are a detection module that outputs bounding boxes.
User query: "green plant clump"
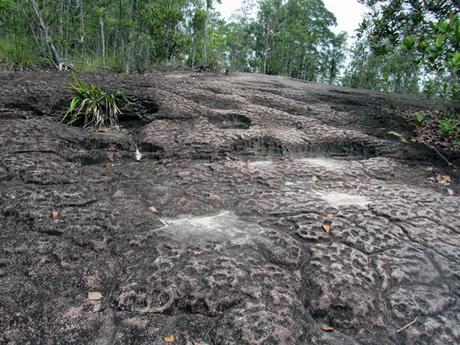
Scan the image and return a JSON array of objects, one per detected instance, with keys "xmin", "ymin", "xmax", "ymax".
[
  {"xmin": 61, "ymin": 71, "xmax": 128, "ymax": 129},
  {"xmin": 414, "ymin": 112, "xmax": 425, "ymax": 126},
  {"xmin": 439, "ymin": 117, "xmax": 458, "ymax": 137}
]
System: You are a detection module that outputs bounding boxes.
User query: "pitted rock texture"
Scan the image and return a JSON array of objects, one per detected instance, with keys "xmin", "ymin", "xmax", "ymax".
[{"xmin": 0, "ymin": 71, "xmax": 459, "ymax": 345}]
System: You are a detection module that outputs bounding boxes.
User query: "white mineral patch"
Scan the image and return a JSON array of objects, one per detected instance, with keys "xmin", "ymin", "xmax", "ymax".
[
  {"xmin": 160, "ymin": 211, "xmax": 256, "ymax": 244},
  {"xmin": 251, "ymin": 160, "xmax": 274, "ymax": 169},
  {"xmin": 249, "ymin": 158, "xmax": 348, "ymax": 172},
  {"xmin": 170, "ymin": 211, "xmax": 230, "ymax": 230},
  {"xmin": 318, "ymin": 192, "xmax": 370, "ymax": 208},
  {"xmin": 248, "ymin": 160, "xmax": 280, "ymax": 172},
  {"xmin": 296, "ymin": 158, "xmax": 346, "ymax": 170}
]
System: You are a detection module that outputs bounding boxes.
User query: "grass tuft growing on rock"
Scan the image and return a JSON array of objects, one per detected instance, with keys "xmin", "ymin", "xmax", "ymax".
[{"xmin": 61, "ymin": 70, "xmax": 128, "ymax": 130}]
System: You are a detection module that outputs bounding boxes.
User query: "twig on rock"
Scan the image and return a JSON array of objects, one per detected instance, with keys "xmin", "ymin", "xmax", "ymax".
[
  {"xmin": 429, "ymin": 145, "xmax": 453, "ymax": 168},
  {"xmin": 396, "ymin": 317, "xmax": 418, "ymax": 333}
]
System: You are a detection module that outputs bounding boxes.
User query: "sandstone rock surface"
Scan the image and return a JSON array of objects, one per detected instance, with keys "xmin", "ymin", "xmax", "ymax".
[{"xmin": 0, "ymin": 71, "xmax": 459, "ymax": 345}]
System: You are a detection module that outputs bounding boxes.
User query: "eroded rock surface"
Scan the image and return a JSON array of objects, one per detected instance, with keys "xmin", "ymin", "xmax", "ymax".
[{"xmin": 0, "ymin": 71, "xmax": 459, "ymax": 345}]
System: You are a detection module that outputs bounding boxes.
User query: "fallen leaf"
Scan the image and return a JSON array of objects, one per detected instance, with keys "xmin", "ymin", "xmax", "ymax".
[
  {"xmin": 387, "ymin": 131, "xmax": 409, "ymax": 143},
  {"xmin": 163, "ymin": 335, "xmax": 175, "ymax": 343},
  {"xmin": 438, "ymin": 175, "xmax": 452, "ymax": 186},
  {"xmin": 88, "ymin": 292, "xmax": 103, "ymax": 301},
  {"xmin": 104, "ymin": 161, "xmax": 112, "ymax": 172},
  {"xmin": 322, "ymin": 222, "xmax": 331, "ymax": 234},
  {"xmin": 320, "ymin": 325, "xmax": 335, "ymax": 332},
  {"xmin": 51, "ymin": 210, "xmax": 59, "ymax": 219},
  {"xmin": 149, "ymin": 207, "xmax": 158, "ymax": 214},
  {"xmin": 312, "ymin": 175, "xmax": 319, "ymax": 182}
]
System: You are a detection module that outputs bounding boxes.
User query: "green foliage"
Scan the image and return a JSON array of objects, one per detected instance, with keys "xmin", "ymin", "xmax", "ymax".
[
  {"xmin": 347, "ymin": 1, "xmax": 459, "ymax": 100},
  {"xmin": 439, "ymin": 117, "xmax": 458, "ymax": 137},
  {"xmin": 344, "ymin": 37, "xmax": 420, "ymax": 94},
  {"xmin": 0, "ymin": 0, "xmax": 347, "ymax": 84},
  {"xmin": 414, "ymin": 112, "xmax": 426, "ymax": 126},
  {"xmin": 253, "ymin": 0, "xmax": 344, "ymax": 81},
  {"xmin": 61, "ymin": 71, "xmax": 128, "ymax": 130},
  {"xmin": 423, "ymin": 81, "xmax": 437, "ymax": 99},
  {"xmin": 402, "ymin": 35, "xmax": 415, "ymax": 51},
  {"xmin": 0, "ymin": 37, "xmax": 45, "ymax": 67}
]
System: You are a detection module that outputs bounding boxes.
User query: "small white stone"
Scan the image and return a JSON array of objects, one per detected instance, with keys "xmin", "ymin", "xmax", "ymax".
[
  {"xmin": 88, "ymin": 291, "xmax": 103, "ymax": 301},
  {"xmin": 135, "ymin": 148, "xmax": 142, "ymax": 161}
]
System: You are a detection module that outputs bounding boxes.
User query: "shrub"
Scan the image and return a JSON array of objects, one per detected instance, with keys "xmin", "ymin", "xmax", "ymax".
[
  {"xmin": 439, "ymin": 117, "xmax": 458, "ymax": 137},
  {"xmin": 414, "ymin": 112, "xmax": 425, "ymax": 126},
  {"xmin": 61, "ymin": 71, "xmax": 128, "ymax": 129}
]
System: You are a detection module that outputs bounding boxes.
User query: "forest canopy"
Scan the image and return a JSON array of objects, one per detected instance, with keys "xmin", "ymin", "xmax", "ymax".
[{"xmin": 0, "ymin": 0, "xmax": 459, "ymax": 100}]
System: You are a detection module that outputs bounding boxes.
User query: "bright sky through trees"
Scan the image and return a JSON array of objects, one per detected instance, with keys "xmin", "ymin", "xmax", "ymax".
[{"xmin": 217, "ymin": 0, "xmax": 367, "ymax": 40}]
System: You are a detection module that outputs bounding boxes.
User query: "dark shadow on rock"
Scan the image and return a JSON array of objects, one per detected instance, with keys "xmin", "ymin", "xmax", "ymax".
[
  {"xmin": 121, "ymin": 95, "xmax": 159, "ymax": 129},
  {"xmin": 230, "ymin": 136, "xmax": 380, "ymax": 159},
  {"xmin": 207, "ymin": 112, "xmax": 251, "ymax": 129}
]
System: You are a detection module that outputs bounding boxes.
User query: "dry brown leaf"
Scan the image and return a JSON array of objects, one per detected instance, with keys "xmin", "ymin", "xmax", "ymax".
[
  {"xmin": 149, "ymin": 207, "xmax": 158, "ymax": 214},
  {"xmin": 163, "ymin": 335, "xmax": 175, "ymax": 343},
  {"xmin": 320, "ymin": 325, "xmax": 335, "ymax": 332},
  {"xmin": 88, "ymin": 292, "xmax": 103, "ymax": 301},
  {"xmin": 439, "ymin": 175, "xmax": 452, "ymax": 186},
  {"xmin": 322, "ymin": 223, "xmax": 331, "ymax": 234},
  {"xmin": 51, "ymin": 210, "xmax": 59, "ymax": 219},
  {"xmin": 104, "ymin": 161, "xmax": 112, "ymax": 172}
]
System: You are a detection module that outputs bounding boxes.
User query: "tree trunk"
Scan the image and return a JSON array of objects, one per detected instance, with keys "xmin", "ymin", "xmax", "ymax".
[
  {"xmin": 204, "ymin": 3, "xmax": 209, "ymax": 66},
  {"xmin": 263, "ymin": 23, "xmax": 269, "ymax": 74},
  {"xmin": 191, "ymin": 33, "xmax": 196, "ymax": 67},
  {"xmin": 100, "ymin": 16, "xmax": 106, "ymax": 66},
  {"xmin": 20, "ymin": 4, "xmax": 42, "ymax": 54},
  {"xmin": 59, "ymin": 0, "xmax": 64, "ymax": 42},
  {"xmin": 79, "ymin": 0, "xmax": 84, "ymax": 44},
  {"xmin": 29, "ymin": 0, "xmax": 61, "ymax": 65}
]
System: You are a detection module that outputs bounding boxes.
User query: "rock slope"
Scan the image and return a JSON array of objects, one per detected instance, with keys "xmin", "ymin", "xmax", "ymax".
[{"xmin": 0, "ymin": 71, "xmax": 459, "ymax": 345}]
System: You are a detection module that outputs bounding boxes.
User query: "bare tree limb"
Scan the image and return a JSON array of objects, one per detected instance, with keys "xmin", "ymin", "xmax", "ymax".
[{"xmin": 29, "ymin": 0, "xmax": 61, "ymax": 66}]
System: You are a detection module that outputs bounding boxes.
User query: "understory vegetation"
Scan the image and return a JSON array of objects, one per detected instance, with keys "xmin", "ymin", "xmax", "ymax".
[
  {"xmin": 61, "ymin": 70, "xmax": 129, "ymax": 129},
  {"xmin": 346, "ymin": 0, "xmax": 459, "ymax": 101},
  {"xmin": 0, "ymin": 0, "xmax": 348, "ymax": 84}
]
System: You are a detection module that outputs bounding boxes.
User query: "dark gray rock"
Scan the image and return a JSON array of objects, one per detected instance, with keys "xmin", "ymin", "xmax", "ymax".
[{"xmin": 0, "ymin": 71, "xmax": 459, "ymax": 344}]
